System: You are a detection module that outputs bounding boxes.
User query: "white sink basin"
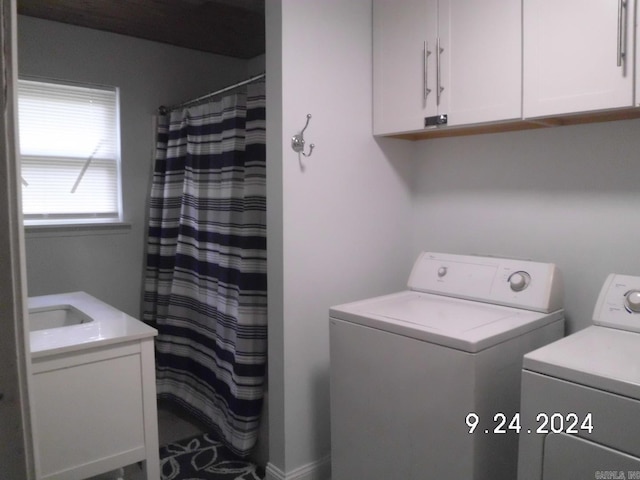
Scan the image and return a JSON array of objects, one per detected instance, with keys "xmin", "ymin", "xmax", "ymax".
[{"xmin": 29, "ymin": 304, "xmax": 94, "ymax": 332}]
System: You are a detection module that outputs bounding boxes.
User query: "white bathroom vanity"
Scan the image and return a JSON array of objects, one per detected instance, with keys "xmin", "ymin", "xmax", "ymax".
[{"xmin": 29, "ymin": 291, "xmax": 159, "ymax": 480}]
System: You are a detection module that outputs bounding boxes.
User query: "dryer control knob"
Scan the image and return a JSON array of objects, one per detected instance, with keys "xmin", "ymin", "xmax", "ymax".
[
  {"xmin": 509, "ymin": 271, "xmax": 531, "ymax": 292},
  {"xmin": 624, "ymin": 290, "xmax": 640, "ymax": 313},
  {"xmin": 437, "ymin": 266, "xmax": 448, "ymax": 278}
]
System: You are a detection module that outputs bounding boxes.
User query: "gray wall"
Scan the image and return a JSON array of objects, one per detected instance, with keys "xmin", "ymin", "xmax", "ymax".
[
  {"xmin": 266, "ymin": 0, "xmax": 415, "ymax": 476},
  {"xmin": 411, "ymin": 119, "xmax": 640, "ymax": 333},
  {"xmin": 18, "ymin": 16, "xmax": 251, "ymax": 316},
  {"xmin": 268, "ymin": 4, "xmax": 640, "ymax": 474},
  {"xmin": 19, "ymin": 7, "xmax": 640, "ymax": 477}
]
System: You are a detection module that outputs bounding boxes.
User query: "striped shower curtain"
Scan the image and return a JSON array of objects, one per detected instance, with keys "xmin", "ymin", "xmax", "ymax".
[{"xmin": 143, "ymin": 80, "xmax": 266, "ymax": 457}]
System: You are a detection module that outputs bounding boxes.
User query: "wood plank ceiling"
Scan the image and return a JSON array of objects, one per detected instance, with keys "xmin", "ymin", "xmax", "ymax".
[{"xmin": 17, "ymin": 0, "xmax": 265, "ymax": 59}]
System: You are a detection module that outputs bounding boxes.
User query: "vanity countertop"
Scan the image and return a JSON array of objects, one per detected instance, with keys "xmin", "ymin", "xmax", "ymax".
[{"xmin": 29, "ymin": 291, "xmax": 157, "ymax": 359}]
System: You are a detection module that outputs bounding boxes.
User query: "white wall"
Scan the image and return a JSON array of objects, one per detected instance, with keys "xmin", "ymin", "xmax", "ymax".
[
  {"xmin": 266, "ymin": 0, "xmax": 415, "ymax": 477},
  {"xmin": 248, "ymin": 54, "xmax": 266, "ymax": 76},
  {"xmin": 410, "ymin": 119, "xmax": 640, "ymax": 333},
  {"xmin": 18, "ymin": 16, "xmax": 250, "ymax": 316},
  {"xmin": 20, "ymin": 6, "xmax": 633, "ymax": 479},
  {"xmin": 269, "ymin": 4, "xmax": 640, "ymax": 476}
]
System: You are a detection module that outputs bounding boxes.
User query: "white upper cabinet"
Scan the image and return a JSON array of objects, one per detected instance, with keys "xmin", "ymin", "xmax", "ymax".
[
  {"xmin": 523, "ymin": 0, "xmax": 637, "ymax": 118},
  {"xmin": 373, "ymin": 0, "xmax": 522, "ymax": 135},
  {"xmin": 440, "ymin": 0, "xmax": 522, "ymax": 127},
  {"xmin": 373, "ymin": 0, "xmax": 437, "ymax": 135}
]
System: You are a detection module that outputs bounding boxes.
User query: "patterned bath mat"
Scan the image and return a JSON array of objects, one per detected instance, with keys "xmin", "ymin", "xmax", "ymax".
[{"xmin": 160, "ymin": 433, "xmax": 265, "ymax": 480}]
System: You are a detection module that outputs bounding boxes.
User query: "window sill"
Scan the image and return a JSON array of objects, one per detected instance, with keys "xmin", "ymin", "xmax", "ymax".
[{"xmin": 24, "ymin": 222, "xmax": 132, "ymax": 238}]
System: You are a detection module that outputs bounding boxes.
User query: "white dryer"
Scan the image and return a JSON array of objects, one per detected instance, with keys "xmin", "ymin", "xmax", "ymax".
[
  {"xmin": 518, "ymin": 274, "xmax": 640, "ymax": 479},
  {"xmin": 329, "ymin": 252, "xmax": 564, "ymax": 480}
]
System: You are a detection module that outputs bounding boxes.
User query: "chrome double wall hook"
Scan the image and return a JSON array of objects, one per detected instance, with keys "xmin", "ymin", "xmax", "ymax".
[{"xmin": 291, "ymin": 114, "xmax": 315, "ymax": 157}]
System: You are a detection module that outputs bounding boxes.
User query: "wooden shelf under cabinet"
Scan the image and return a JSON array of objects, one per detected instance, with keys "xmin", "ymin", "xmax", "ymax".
[{"xmin": 386, "ymin": 108, "xmax": 640, "ymax": 141}]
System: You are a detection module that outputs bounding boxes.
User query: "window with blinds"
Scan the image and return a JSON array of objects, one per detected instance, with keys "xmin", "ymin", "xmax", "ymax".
[{"xmin": 18, "ymin": 79, "xmax": 122, "ymax": 225}]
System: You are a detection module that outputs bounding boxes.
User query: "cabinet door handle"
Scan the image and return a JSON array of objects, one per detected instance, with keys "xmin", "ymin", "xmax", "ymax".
[
  {"xmin": 424, "ymin": 41, "xmax": 432, "ymax": 104},
  {"xmin": 618, "ymin": 0, "xmax": 627, "ymax": 67},
  {"xmin": 436, "ymin": 37, "xmax": 444, "ymax": 106}
]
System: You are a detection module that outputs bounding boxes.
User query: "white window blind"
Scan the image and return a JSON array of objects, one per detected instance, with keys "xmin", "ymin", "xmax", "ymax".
[{"xmin": 18, "ymin": 79, "xmax": 122, "ymax": 225}]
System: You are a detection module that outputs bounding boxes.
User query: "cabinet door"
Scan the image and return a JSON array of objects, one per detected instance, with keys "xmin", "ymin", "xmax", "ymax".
[
  {"xmin": 524, "ymin": 0, "xmax": 635, "ymax": 118},
  {"xmin": 439, "ymin": 0, "xmax": 522, "ymax": 126},
  {"xmin": 373, "ymin": 0, "xmax": 438, "ymax": 135},
  {"xmin": 637, "ymin": 0, "xmax": 640, "ymax": 106}
]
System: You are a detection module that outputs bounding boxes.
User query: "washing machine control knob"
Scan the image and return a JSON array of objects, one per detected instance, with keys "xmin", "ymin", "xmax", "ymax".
[
  {"xmin": 437, "ymin": 266, "xmax": 448, "ymax": 278},
  {"xmin": 624, "ymin": 290, "xmax": 640, "ymax": 313},
  {"xmin": 509, "ymin": 271, "xmax": 531, "ymax": 292}
]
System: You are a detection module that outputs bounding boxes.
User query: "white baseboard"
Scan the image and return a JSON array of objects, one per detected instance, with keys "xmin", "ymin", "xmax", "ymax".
[{"xmin": 265, "ymin": 455, "xmax": 331, "ymax": 480}]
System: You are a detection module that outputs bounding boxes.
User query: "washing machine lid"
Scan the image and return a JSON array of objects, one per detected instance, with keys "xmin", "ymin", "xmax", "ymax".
[
  {"xmin": 329, "ymin": 291, "xmax": 562, "ymax": 353},
  {"xmin": 542, "ymin": 433, "xmax": 640, "ymax": 478},
  {"xmin": 523, "ymin": 326, "xmax": 640, "ymax": 400}
]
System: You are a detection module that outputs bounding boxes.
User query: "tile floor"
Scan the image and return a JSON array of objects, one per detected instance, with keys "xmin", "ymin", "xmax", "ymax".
[
  {"xmin": 121, "ymin": 404, "xmax": 207, "ymax": 480},
  {"xmin": 89, "ymin": 401, "xmax": 268, "ymax": 480}
]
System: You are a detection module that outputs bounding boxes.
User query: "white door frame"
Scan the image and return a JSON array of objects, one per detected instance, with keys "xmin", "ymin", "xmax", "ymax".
[{"xmin": 0, "ymin": 0, "xmax": 37, "ymax": 477}]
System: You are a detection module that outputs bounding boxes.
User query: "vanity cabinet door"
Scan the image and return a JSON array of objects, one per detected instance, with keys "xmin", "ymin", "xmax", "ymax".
[
  {"xmin": 523, "ymin": 0, "xmax": 636, "ymax": 118},
  {"xmin": 373, "ymin": 0, "xmax": 438, "ymax": 135}
]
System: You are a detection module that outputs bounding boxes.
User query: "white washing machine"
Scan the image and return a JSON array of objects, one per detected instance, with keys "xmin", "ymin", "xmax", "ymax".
[
  {"xmin": 518, "ymin": 274, "xmax": 640, "ymax": 479},
  {"xmin": 329, "ymin": 252, "xmax": 564, "ymax": 480}
]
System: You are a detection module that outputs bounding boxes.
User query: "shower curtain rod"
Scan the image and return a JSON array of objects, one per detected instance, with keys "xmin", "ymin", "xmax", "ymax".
[{"xmin": 159, "ymin": 72, "xmax": 265, "ymax": 114}]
